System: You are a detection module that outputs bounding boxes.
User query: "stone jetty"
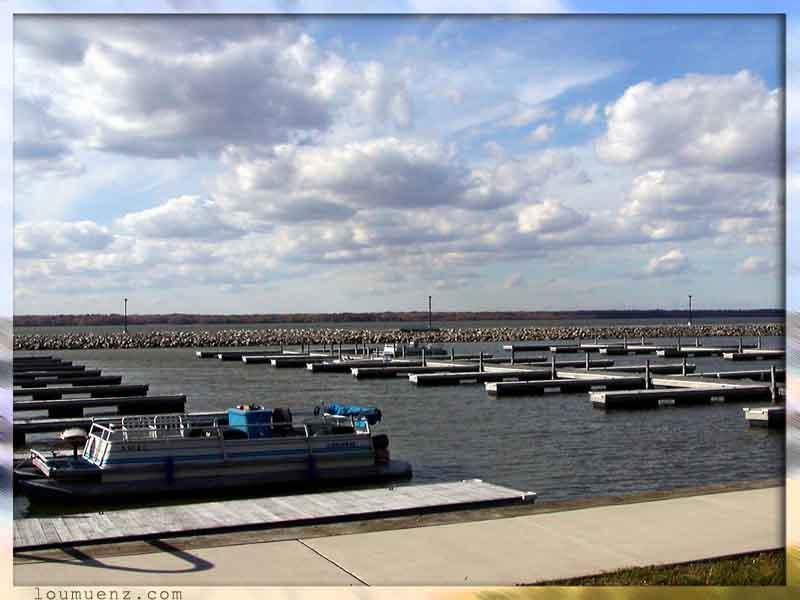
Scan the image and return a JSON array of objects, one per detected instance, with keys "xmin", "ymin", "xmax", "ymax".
[{"xmin": 13, "ymin": 322, "xmax": 784, "ymax": 351}]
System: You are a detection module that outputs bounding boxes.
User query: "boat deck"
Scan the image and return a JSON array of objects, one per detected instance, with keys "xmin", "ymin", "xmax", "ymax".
[{"xmin": 13, "ymin": 479, "xmax": 535, "ymax": 552}]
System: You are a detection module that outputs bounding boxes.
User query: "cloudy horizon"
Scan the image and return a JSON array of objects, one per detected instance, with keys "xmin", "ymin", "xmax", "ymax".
[{"xmin": 12, "ymin": 14, "xmax": 784, "ymax": 315}]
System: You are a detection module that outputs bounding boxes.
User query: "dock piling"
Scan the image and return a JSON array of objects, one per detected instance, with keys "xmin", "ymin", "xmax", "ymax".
[
  {"xmin": 623, "ymin": 336, "xmax": 627, "ymax": 349},
  {"xmin": 695, "ymin": 336, "xmax": 700, "ymax": 347},
  {"xmin": 479, "ymin": 351, "xmax": 484, "ymax": 373},
  {"xmin": 641, "ymin": 336, "xmax": 645, "ymax": 345},
  {"xmin": 739, "ymin": 336, "xmax": 743, "ymax": 353},
  {"xmin": 758, "ymin": 335, "xmax": 762, "ymax": 350},
  {"xmin": 422, "ymin": 348, "xmax": 426, "ymax": 367},
  {"xmin": 677, "ymin": 336, "xmax": 681, "ymax": 350},
  {"xmin": 338, "ymin": 342, "xmax": 343, "ymax": 360},
  {"xmin": 451, "ymin": 347, "xmax": 455, "ymax": 361},
  {"xmin": 585, "ymin": 351, "xmax": 590, "ymax": 371},
  {"xmin": 511, "ymin": 348, "xmax": 515, "ymax": 365},
  {"xmin": 770, "ymin": 365, "xmax": 777, "ymax": 404},
  {"xmin": 682, "ymin": 357, "xmax": 687, "ymax": 376},
  {"xmin": 550, "ymin": 355, "xmax": 556, "ymax": 380},
  {"xmin": 645, "ymin": 360, "xmax": 651, "ymax": 390}
]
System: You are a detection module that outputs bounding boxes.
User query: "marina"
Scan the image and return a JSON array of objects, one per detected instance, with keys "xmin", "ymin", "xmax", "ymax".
[{"xmin": 12, "ymin": 332, "xmax": 785, "ymax": 528}]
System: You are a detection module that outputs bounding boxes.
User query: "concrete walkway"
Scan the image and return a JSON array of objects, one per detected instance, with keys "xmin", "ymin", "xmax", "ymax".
[{"xmin": 15, "ymin": 486, "xmax": 783, "ymax": 586}]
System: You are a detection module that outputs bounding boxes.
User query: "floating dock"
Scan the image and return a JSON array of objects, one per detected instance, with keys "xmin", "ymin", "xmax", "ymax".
[
  {"xmin": 15, "ymin": 369, "xmax": 102, "ymax": 381},
  {"xmin": 600, "ymin": 345, "xmax": 670, "ymax": 355},
  {"xmin": 723, "ymin": 350, "xmax": 785, "ymax": 361},
  {"xmin": 271, "ymin": 356, "xmax": 331, "ymax": 368},
  {"xmin": 743, "ymin": 406, "xmax": 785, "ymax": 428},
  {"xmin": 13, "ymin": 365, "xmax": 89, "ymax": 375},
  {"xmin": 409, "ymin": 368, "xmax": 552, "ymax": 386},
  {"xmin": 15, "ymin": 375, "xmax": 122, "ymax": 388},
  {"xmin": 599, "ymin": 363, "xmax": 696, "ymax": 375},
  {"xmin": 13, "ymin": 480, "xmax": 536, "ymax": 552},
  {"xmin": 591, "ymin": 385, "xmax": 772, "ymax": 409},
  {"xmin": 352, "ymin": 364, "xmax": 480, "ymax": 379},
  {"xmin": 308, "ymin": 359, "xmax": 423, "ymax": 373},
  {"xmin": 13, "ymin": 394, "xmax": 186, "ymax": 420},
  {"xmin": 689, "ymin": 368, "xmax": 785, "ymax": 382},
  {"xmin": 486, "ymin": 375, "xmax": 646, "ymax": 397},
  {"xmin": 13, "ymin": 384, "xmax": 149, "ymax": 401}
]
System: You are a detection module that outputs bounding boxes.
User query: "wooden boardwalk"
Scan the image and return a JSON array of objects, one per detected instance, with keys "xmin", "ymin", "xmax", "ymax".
[{"xmin": 13, "ymin": 480, "xmax": 536, "ymax": 552}]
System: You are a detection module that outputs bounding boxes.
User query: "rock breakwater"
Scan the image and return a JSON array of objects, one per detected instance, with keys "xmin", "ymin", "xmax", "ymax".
[{"xmin": 13, "ymin": 322, "xmax": 785, "ymax": 351}]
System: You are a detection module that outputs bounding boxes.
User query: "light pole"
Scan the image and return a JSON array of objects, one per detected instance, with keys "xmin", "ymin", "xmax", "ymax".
[
  {"xmin": 687, "ymin": 294, "xmax": 692, "ymax": 327},
  {"xmin": 428, "ymin": 295, "xmax": 432, "ymax": 330},
  {"xmin": 124, "ymin": 297, "xmax": 128, "ymax": 333}
]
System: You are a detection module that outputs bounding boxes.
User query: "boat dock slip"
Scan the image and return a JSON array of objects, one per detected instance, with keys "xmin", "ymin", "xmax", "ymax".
[
  {"xmin": 723, "ymin": 349, "xmax": 785, "ymax": 361},
  {"xmin": 599, "ymin": 363, "xmax": 696, "ymax": 375},
  {"xmin": 12, "ymin": 480, "xmax": 536, "ymax": 552},
  {"xmin": 15, "ymin": 375, "xmax": 122, "ymax": 388},
  {"xmin": 12, "ymin": 409, "xmax": 225, "ymax": 447},
  {"xmin": 13, "ymin": 365, "xmax": 89, "ymax": 375},
  {"xmin": 743, "ymin": 406, "xmax": 785, "ymax": 428},
  {"xmin": 352, "ymin": 364, "xmax": 481, "ymax": 379},
  {"xmin": 309, "ymin": 359, "xmax": 424, "ymax": 373},
  {"xmin": 216, "ymin": 350, "xmax": 289, "ymax": 361},
  {"xmin": 241, "ymin": 353, "xmax": 310, "ymax": 364},
  {"xmin": 13, "ymin": 395, "xmax": 187, "ymax": 419},
  {"xmin": 13, "ymin": 383, "xmax": 149, "ymax": 400},
  {"xmin": 591, "ymin": 385, "xmax": 772, "ymax": 409},
  {"xmin": 409, "ymin": 369, "xmax": 553, "ymax": 386},
  {"xmin": 689, "ymin": 368, "xmax": 786, "ymax": 382},
  {"xmin": 658, "ymin": 345, "xmax": 758, "ymax": 358},
  {"xmin": 485, "ymin": 376, "xmax": 645, "ymax": 397},
  {"xmin": 502, "ymin": 343, "xmax": 556, "ymax": 352},
  {"xmin": 600, "ymin": 345, "xmax": 670, "ymax": 355},
  {"xmin": 271, "ymin": 356, "xmax": 331, "ymax": 368},
  {"xmin": 15, "ymin": 369, "xmax": 102, "ymax": 381}
]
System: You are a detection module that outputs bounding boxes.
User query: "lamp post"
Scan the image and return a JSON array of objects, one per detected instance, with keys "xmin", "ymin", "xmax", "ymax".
[
  {"xmin": 123, "ymin": 297, "xmax": 128, "ymax": 333},
  {"xmin": 428, "ymin": 295, "xmax": 432, "ymax": 330},
  {"xmin": 687, "ymin": 294, "xmax": 692, "ymax": 327}
]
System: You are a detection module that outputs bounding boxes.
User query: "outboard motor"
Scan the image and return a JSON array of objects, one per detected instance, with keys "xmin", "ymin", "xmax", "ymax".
[{"xmin": 372, "ymin": 434, "xmax": 390, "ymax": 464}]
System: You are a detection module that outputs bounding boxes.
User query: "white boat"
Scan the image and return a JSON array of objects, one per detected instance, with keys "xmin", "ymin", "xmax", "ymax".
[
  {"xmin": 380, "ymin": 341, "xmax": 449, "ymax": 359},
  {"xmin": 16, "ymin": 404, "xmax": 411, "ymax": 501}
]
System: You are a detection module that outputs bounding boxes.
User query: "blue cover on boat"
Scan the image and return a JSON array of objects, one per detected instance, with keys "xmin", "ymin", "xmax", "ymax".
[
  {"xmin": 228, "ymin": 407, "xmax": 272, "ymax": 438},
  {"xmin": 323, "ymin": 403, "xmax": 382, "ymax": 425}
]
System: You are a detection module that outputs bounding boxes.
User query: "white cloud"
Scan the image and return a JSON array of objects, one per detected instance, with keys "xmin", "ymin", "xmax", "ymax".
[
  {"xmin": 15, "ymin": 221, "xmax": 114, "ymax": 258},
  {"xmin": 566, "ymin": 102, "xmax": 598, "ymax": 125},
  {"xmin": 645, "ymin": 248, "xmax": 690, "ymax": 276},
  {"xmin": 115, "ymin": 195, "xmax": 245, "ymax": 240},
  {"xmin": 597, "ymin": 70, "xmax": 781, "ymax": 174},
  {"xmin": 15, "ymin": 17, "xmax": 412, "ymax": 162},
  {"xmin": 517, "ymin": 199, "xmax": 588, "ymax": 235},
  {"xmin": 528, "ymin": 123, "xmax": 555, "ymax": 143}
]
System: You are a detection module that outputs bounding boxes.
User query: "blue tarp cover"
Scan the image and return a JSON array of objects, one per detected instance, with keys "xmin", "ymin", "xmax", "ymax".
[{"xmin": 323, "ymin": 403, "xmax": 382, "ymax": 424}]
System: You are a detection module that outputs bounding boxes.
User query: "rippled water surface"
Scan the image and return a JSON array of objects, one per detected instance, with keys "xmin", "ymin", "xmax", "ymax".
[{"xmin": 14, "ymin": 333, "xmax": 785, "ymax": 518}]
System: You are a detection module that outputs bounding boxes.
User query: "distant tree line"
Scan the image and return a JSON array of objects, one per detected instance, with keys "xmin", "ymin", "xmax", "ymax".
[{"xmin": 13, "ymin": 309, "xmax": 785, "ymax": 327}]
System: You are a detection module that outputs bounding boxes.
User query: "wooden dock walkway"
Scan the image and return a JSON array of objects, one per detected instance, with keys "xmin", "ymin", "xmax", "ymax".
[
  {"xmin": 689, "ymin": 368, "xmax": 785, "ymax": 382},
  {"xmin": 14, "ymin": 365, "xmax": 88, "ymax": 375},
  {"xmin": 590, "ymin": 385, "xmax": 772, "ymax": 409},
  {"xmin": 13, "ymin": 480, "xmax": 536, "ymax": 552},
  {"xmin": 486, "ymin": 376, "xmax": 646, "ymax": 397}
]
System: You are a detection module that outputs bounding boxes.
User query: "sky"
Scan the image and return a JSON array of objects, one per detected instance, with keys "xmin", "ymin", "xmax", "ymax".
[{"xmin": 7, "ymin": 4, "xmax": 789, "ymax": 315}]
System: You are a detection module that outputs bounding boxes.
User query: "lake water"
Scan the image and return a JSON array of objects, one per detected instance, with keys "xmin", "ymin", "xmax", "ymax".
[{"xmin": 13, "ymin": 331, "xmax": 785, "ymax": 519}]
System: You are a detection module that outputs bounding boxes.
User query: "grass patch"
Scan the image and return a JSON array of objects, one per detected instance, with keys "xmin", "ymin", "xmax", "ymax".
[{"xmin": 537, "ymin": 550, "xmax": 785, "ymax": 586}]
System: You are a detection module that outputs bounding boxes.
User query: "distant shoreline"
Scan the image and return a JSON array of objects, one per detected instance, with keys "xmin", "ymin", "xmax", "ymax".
[{"xmin": 13, "ymin": 308, "xmax": 785, "ymax": 328}]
